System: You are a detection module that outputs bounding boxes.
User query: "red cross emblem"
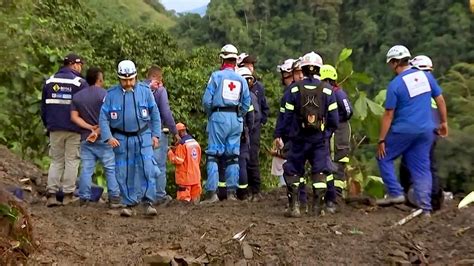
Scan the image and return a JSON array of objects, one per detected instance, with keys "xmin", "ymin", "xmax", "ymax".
[{"xmin": 228, "ymin": 82, "xmax": 236, "ymax": 91}]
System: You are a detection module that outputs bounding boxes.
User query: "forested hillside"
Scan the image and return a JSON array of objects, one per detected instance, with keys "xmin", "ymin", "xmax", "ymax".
[{"xmin": 0, "ymin": 0, "xmax": 473, "ymax": 194}]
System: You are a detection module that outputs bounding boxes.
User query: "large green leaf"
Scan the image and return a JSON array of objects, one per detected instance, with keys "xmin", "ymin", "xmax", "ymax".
[
  {"xmin": 337, "ymin": 48, "xmax": 353, "ymax": 64},
  {"xmin": 366, "ymin": 98, "xmax": 385, "ymax": 116},
  {"xmin": 354, "ymin": 92, "xmax": 368, "ymax": 120}
]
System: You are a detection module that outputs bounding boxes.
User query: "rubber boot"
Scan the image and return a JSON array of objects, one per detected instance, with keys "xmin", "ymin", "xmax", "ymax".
[
  {"xmin": 227, "ymin": 190, "xmax": 238, "ymax": 201},
  {"xmin": 284, "ymin": 185, "xmax": 301, "ymax": 218},
  {"xmin": 312, "ymin": 188, "xmax": 326, "ymax": 216},
  {"xmin": 200, "ymin": 191, "xmax": 219, "ymax": 205}
]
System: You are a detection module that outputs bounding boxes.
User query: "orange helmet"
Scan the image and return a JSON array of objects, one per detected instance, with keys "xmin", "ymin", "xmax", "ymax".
[{"xmin": 176, "ymin": 123, "xmax": 186, "ymax": 131}]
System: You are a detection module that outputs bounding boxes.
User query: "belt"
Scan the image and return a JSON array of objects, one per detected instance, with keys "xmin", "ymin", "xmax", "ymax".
[
  {"xmin": 111, "ymin": 125, "xmax": 149, "ymax": 137},
  {"xmin": 212, "ymin": 106, "xmax": 238, "ymax": 113}
]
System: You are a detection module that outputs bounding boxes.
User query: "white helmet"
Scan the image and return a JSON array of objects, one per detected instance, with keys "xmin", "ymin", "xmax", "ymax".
[
  {"xmin": 117, "ymin": 60, "xmax": 137, "ymax": 79},
  {"xmin": 237, "ymin": 53, "xmax": 249, "ymax": 66},
  {"xmin": 277, "ymin": 59, "xmax": 296, "ymax": 73},
  {"xmin": 386, "ymin": 45, "xmax": 411, "ymax": 63},
  {"xmin": 299, "ymin": 52, "xmax": 323, "ymax": 67},
  {"xmin": 220, "ymin": 44, "xmax": 239, "ymax": 59},
  {"xmin": 236, "ymin": 66, "xmax": 252, "ymax": 77},
  {"xmin": 410, "ymin": 55, "xmax": 433, "ymax": 71}
]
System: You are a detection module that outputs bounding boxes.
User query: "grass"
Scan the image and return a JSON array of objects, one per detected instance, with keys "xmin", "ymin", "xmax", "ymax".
[{"xmin": 86, "ymin": 0, "xmax": 176, "ymax": 28}]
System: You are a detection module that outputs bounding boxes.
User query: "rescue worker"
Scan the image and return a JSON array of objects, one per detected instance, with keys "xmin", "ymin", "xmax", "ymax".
[
  {"xmin": 99, "ymin": 60, "xmax": 161, "ymax": 217},
  {"xmin": 201, "ymin": 44, "xmax": 251, "ymax": 204},
  {"xmin": 167, "ymin": 123, "xmax": 202, "ymax": 203},
  {"xmin": 399, "ymin": 55, "xmax": 444, "ymax": 211},
  {"xmin": 276, "ymin": 52, "xmax": 339, "ymax": 217},
  {"xmin": 237, "ymin": 53, "xmax": 270, "ymax": 201},
  {"xmin": 377, "ymin": 45, "xmax": 448, "ymax": 216},
  {"xmin": 71, "ymin": 67, "xmax": 122, "ymax": 208},
  {"xmin": 320, "ymin": 65, "xmax": 353, "ymax": 209},
  {"xmin": 41, "ymin": 53, "xmax": 88, "ymax": 207},
  {"xmin": 274, "ymin": 58, "xmax": 308, "ymax": 210},
  {"xmin": 235, "ymin": 67, "xmax": 258, "ymax": 200},
  {"xmin": 144, "ymin": 66, "xmax": 179, "ymax": 206}
]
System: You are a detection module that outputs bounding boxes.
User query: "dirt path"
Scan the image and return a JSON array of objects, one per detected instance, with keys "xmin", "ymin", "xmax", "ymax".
[{"xmin": 27, "ymin": 190, "xmax": 474, "ymax": 265}]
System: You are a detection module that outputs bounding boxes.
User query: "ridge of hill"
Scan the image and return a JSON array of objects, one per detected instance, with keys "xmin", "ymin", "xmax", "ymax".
[{"xmin": 86, "ymin": 0, "xmax": 176, "ymax": 28}]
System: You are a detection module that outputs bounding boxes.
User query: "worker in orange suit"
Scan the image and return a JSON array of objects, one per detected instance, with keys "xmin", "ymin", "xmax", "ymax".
[{"xmin": 167, "ymin": 123, "xmax": 202, "ymax": 203}]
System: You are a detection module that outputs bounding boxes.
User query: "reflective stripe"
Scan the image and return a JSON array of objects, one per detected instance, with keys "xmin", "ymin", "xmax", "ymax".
[
  {"xmin": 285, "ymin": 103, "xmax": 295, "ymax": 110},
  {"xmin": 292, "ymin": 182, "xmax": 300, "ymax": 186},
  {"xmin": 303, "ymin": 85, "xmax": 317, "ymax": 90},
  {"xmin": 46, "ymin": 76, "xmax": 82, "ymax": 87},
  {"xmin": 291, "ymin": 86, "xmax": 299, "ymax": 93},
  {"xmin": 328, "ymin": 102, "xmax": 338, "ymax": 111},
  {"xmin": 238, "ymin": 184, "xmax": 248, "ymax": 189},
  {"xmin": 45, "ymin": 99, "xmax": 72, "ymax": 105},
  {"xmin": 248, "ymin": 105, "xmax": 254, "ymax": 112},
  {"xmin": 323, "ymin": 88, "xmax": 332, "ymax": 95},
  {"xmin": 321, "ymin": 123, "xmax": 325, "ymax": 131},
  {"xmin": 326, "ymin": 174, "xmax": 334, "ymax": 182},
  {"xmin": 335, "ymin": 180, "xmax": 346, "ymax": 189},
  {"xmin": 338, "ymin": 157, "xmax": 350, "ymax": 163},
  {"xmin": 279, "ymin": 107, "xmax": 285, "ymax": 113},
  {"xmin": 431, "ymin": 98, "xmax": 438, "ymax": 109},
  {"xmin": 313, "ymin": 182, "xmax": 327, "ymax": 189},
  {"xmin": 299, "ymin": 177, "xmax": 306, "ymax": 184},
  {"xmin": 218, "ymin": 182, "xmax": 226, "ymax": 188}
]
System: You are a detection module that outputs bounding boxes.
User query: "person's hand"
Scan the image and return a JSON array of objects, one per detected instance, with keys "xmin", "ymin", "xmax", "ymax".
[
  {"xmin": 108, "ymin": 137, "xmax": 120, "ymax": 148},
  {"xmin": 152, "ymin": 136, "xmax": 160, "ymax": 149},
  {"xmin": 273, "ymin": 138, "xmax": 284, "ymax": 150},
  {"xmin": 377, "ymin": 141, "xmax": 386, "ymax": 159},
  {"xmin": 438, "ymin": 122, "xmax": 448, "ymax": 138}
]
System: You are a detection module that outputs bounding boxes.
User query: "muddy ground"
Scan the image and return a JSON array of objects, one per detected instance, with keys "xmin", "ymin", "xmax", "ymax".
[{"xmin": 1, "ymin": 146, "xmax": 473, "ymax": 265}]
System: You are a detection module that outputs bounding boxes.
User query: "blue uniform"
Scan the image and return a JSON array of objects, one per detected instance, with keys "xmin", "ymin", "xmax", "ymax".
[
  {"xmin": 99, "ymin": 82, "xmax": 161, "ymax": 206},
  {"xmin": 399, "ymin": 71, "xmax": 443, "ymax": 210},
  {"xmin": 202, "ymin": 67, "xmax": 251, "ymax": 192},
  {"xmin": 377, "ymin": 68, "xmax": 442, "ymax": 212},
  {"xmin": 41, "ymin": 67, "xmax": 88, "ymax": 133},
  {"xmin": 280, "ymin": 77, "xmax": 339, "ymax": 187}
]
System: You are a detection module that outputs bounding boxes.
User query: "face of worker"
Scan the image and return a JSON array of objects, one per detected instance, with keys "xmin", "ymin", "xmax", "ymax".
[
  {"xmin": 96, "ymin": 72, "xmax": 104, "ymax": 88},
  {"xmin": 293, "ymin": 69, "xmax": 303, "ymax": 82},
  {"xmin": 243, "ymin": 63, "xmax": 254, "ymax": 73},
  {"xmin": 119, "ymin": 77, "xmax": 136, "ymax": 90},
  {"xmin": 71, "ymin": 63, "xmax": 83, "ymax": 74},
  {"xmin": 178, "ymin": 129, "xmax": 187, "ymax": 138},
  {"xmin": 245, "ymin": 77, "xmax": 254, "ymax": 87},
  {"xmin": 388, "ymin": 60, "xmax": 398, "ymax": 73},
  {"xmin": 282, "ymin": 72, "xmax": 293, "ymax": 86}
]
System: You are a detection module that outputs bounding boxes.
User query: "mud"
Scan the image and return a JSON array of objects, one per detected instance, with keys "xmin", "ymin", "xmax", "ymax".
[{"xmin": 0, "ymin": 146, "xmax": 473, "ymax": 265}]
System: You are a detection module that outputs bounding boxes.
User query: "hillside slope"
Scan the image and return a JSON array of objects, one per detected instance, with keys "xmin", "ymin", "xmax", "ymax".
[{"xmin": 86, "ymin": 0, "xmax": 176, "ymax": 28}]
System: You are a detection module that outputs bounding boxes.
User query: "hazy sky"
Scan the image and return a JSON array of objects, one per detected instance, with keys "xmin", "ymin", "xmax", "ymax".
[{"xmin": 160, "ymin": 0, "xmax": 210, "ymax": 12}]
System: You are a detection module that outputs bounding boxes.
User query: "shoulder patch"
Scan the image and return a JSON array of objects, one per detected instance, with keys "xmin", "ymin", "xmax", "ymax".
[{"xmin": 323, "ymin": 88, "xmax": 332, "ymax": 95}]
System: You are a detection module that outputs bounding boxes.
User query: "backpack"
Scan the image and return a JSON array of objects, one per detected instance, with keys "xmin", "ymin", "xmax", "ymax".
[{"xmin": 299, "ymin": 81, "xmax": 326, "ymax": 131}]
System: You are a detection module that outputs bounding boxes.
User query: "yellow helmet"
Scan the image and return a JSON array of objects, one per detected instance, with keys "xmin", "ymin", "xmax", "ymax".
[{"xmin": 320, "ymin": 64, "xmax": 338, "ymax": 81}]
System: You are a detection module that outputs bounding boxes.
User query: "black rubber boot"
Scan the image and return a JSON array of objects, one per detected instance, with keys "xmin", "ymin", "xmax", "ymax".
[{"xmin": 285, "ymin": 185, "xmax": 301, "ymax": 218}]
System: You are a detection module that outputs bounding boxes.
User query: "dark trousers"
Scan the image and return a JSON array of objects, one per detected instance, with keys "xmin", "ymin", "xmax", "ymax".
[{"xmin": 247, "ymin": 123, "xmax": 262, "ymax": 194}]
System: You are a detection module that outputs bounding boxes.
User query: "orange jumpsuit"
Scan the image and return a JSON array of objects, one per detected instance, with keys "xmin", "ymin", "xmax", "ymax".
[{"xmin": 167, "ymin": 134, "xmax": 202, "ymax": 201}]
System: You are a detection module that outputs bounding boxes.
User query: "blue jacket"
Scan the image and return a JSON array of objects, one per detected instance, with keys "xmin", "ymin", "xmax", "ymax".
[
  {"xmin": 277, "ymin": 77, "xmax": 339, "ymax": 141},
  {"xmin": 274, "ymin": 84, "xmax": 292, "ymax": 140},
  {"xmin": 251, "ymin": 80, "xmax": 270, "ymax": 124},
  {"xmin": 202, "ymin": 68, "xmax": 251, "ymax": 117},
  {"xmin": 143, "ymin": 79, "xmax": 178, "ymax": 135},
  {"xmin": 41, "ymin": 67, "xmax": 87, "ymax": 132},
  {"xmin": 99, "ymin": 82, "xmax": 161, "ymax": 142},
  {"xmin": 333, "ymin": 86, "xmax": 353, "ymax": 122}
]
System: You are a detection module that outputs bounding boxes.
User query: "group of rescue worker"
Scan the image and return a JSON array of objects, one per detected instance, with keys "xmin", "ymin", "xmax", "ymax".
[{"xmin": 40, "ymin": 42, "xmax": 447, "ymax": 218}]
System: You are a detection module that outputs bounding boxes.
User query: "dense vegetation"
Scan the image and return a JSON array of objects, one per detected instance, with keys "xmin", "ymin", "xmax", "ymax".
[{"xmin": 0, "ymin": 0, "xmax": 472, "ymax": 195}]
